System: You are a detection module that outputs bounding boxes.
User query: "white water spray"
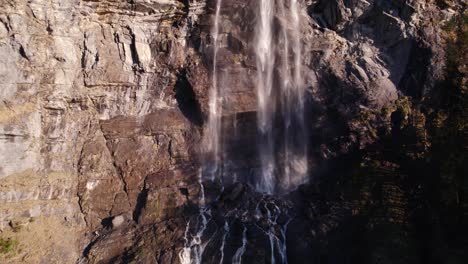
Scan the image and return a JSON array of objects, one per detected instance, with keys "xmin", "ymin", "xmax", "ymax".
[{"xmin": 232, "ymin": 225, "xmax": 248, "ymax": 264}]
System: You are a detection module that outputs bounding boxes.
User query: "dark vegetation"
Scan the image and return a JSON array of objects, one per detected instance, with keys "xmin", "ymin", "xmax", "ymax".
[{"xmin": 338, "ymin": 12, "xmax": 468, "ymax": 263}]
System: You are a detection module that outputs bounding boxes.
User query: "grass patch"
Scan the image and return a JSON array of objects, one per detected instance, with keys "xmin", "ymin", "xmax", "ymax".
[{"xmin": 0, "ymin": 238, "xmax": 18, "ymax": 255}]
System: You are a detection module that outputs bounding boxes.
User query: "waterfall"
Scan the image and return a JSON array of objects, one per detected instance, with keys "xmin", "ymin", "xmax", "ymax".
[
  {"xmin": 179, "ymin": 2, "xmax": 225, "ymax": 262},
  {"xmin": 179, "ymin": 221, "xmax": 192, "ymax": 264},
  {"xmin": 232, "ymin": 225, "xmax": 248, "ymax": 264},
  {"xmin": 254, "ymin": 199, "xmax": 291, "ymax": 264},
  {"xmin": 181, "ymin": 1, "xmax": 307, "ymax": 263},
  {"xmin": 255, "ymin": 0, "xmax": 276, "ymax": 194},
  {"xmin": 202, "ymin": 0, "xmax": 308, "ymax": 194},
  {"xmin": 179, "ymin": 170, "xmax": 211, "ymax": 264},
  {"xmin": 255, "ymin": 0, "xmax": 308, "ymax": 193},
  {"xmin": 218, "ymin": 221, "xmax": 230, "ymax": 264},
  {"xmin": 202, "ymin": 0, "xmax": 224, "ymax": 182},
  {"xmin": 279, "ymin": 0, "xmax": 308, "ymax": 192}
]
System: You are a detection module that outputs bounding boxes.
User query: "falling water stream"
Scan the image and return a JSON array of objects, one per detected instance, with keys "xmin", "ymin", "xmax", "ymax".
[
  {"xmin": 180, "ymin": 1, "xmax": 223, "ymax": 262},
  {"xmin": 256, "ymin": 0, "xmax": 276, "ymax": 194},
  {"xmin": 218, "ymin": 221, "xmax": 230, "ymax": 264},
  {"xmin": 179, "ymin": 170, "xmax": 212, "ymax": 264},
  {"xmin": 257, "ymin": 0, "xmax": 308, "ymax": 194},
  {"xmin": 278, "ymin": 0, "xmax": 308, "ymax": 193},
  {"xmin": 202, "ymin": 0, "xmax": 224, "ymax": 182},
  {"xmin": 180, "ymin": 0, "xmax": 306, "ymax": 263},
  {"xmin": 231, "ymin": 226, "xmax": 247, "ymax": 264}
]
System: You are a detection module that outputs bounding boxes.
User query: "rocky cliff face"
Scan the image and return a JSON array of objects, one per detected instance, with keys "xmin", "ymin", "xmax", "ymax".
[
  {"xmin": 0, "ymin": 0, "xmax": 466, "ymax": 263},
  {"xmin": 0, "ymin": 0, "xmax": 206, "ymax": 262}
]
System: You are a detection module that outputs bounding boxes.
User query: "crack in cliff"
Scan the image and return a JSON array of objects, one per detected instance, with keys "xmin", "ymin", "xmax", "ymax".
[
  {"xmin": 80, "ymin": 34, "xmax": 87, "ymax": 70},
  {"xmin": 77, "ymin": 143, "xmax": 90, "ymax": 227},
  {"xmin": 174, "ymin": 69, "xmax": 204, "ymax": 126},
  {"xmin": 18, "ymin": 45, "xmax": 29, "ymax": 60},
  {"xmin": 132, "ymin": 176, "xmax": 149, "ymax": 223},
  {"xmin": 126, "ymin": 27, "xmax": 145, "ymax": 74},
  {"xmin": 113, "ymin": 157, "xmax": 130, "ymax": 197},
  {"xmin": 76, "ymin": 119, "xmax": 94, "ymax": 227}
]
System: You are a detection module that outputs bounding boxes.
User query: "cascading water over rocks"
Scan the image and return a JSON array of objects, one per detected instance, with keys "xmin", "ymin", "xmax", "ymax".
[
  {"xmin": 179, "ymin": 1, "xmax": 224, "ymax": 262},
  {"xmin": 180, "ymin": 0, "xmax": 308, "ymax": 263}
]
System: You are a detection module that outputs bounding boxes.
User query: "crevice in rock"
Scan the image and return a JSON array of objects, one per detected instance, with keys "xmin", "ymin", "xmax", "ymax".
[
  {"xmin": 93, "ymin": 52, "xmax": 99, "ymax": 67},
  {"xmin": 0, "ymin": 18, "xmax": 10, "ymax": 33},
  {"xmin": 179, "ymin": 187, "xmax": 189, "ymax": 198},
  {"xmin": 77, "ymin": 143, "xmax": 90, "ymax": 227},
  {"xmin": 77, "ymin": 192, "xmax": 89, "ymax": 227},
  {"xmin": 308, "ymin": 0, "xmax": 347, "ymax": 31},
  {"xmin": 174, "ymin": 69, "xmax": 204, "ymax": 126},
  {"xmin": 46, "ymin": 21, "xmax": 53, "ymax": 35},
  {"xmin": 81, "ymin": 37, "xmax": 86, "ymax": 69},
  {"xmin": 113, "ymin": 160, "xmax": 129, "ymax": 195},
  {"xmin": 82, "ymin": 236, "xmax": 100, "ymax": 258},
  {"xmin": 101, "ymin": 216, "xmax": 114, "ymax": 229},
  {"xmin": 397, "ymin": 41, "xmax": 432, "ymax": 99},
  {"xmin": 129, "ymin": 30, "xmax": 140, "ymax": 66},
  {"xmin": 18, "ymin": 45, "xmax": 28, "ymax": 60},
  {"xmin": 133, "ymin": 178, "xmax": 149, "ymax": 223},
  {"xmin": 114, "ymin": 33, "xmax": 125, "ymax": 62},
  {"xmin": 180, "ymin": 0, "xmax": 190, "ymax": 15}
]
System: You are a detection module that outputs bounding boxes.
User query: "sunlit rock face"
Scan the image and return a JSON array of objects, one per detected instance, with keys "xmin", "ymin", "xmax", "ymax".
[
  {"xmin": 0, "ymin": 0, "xmax": 463, "ymax": 263},
  {"xmin": 0, "ymin": 0, "xmax": 206, "ymax": 262}
]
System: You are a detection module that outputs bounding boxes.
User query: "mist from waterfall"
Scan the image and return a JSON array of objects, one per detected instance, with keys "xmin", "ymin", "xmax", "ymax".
[{"xmin": 255, "ymin": 0, "xmax": 308, "ymax": 194}]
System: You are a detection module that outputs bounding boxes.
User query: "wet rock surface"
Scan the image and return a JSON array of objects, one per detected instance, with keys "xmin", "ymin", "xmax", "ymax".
[
  {"xmin": 0, "ymin": 0, "xmax": 467, "ymax": 263},
  {"xmin": 81, "ymin": 181, "xmax": 355, "ymax": 264}
]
